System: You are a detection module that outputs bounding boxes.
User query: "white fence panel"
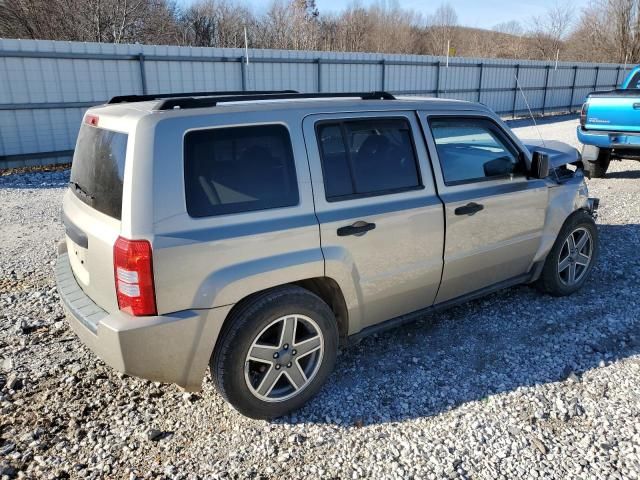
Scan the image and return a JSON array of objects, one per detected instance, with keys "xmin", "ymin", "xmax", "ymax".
[{"xmin": 0, "ymin": 38, "xmax": 629, "ymax": 168}]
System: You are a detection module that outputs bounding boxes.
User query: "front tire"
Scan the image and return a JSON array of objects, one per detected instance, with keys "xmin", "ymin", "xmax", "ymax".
[
  {"xmin": 581, "ymin": 146, "xmax": 610, "ymax": 178},
  {"xmin": 537, "ymin": 210, "xmax": 598, "ymax": 296},
  {"xmin": 211, "ymin": 286, "xmax": 338, "ymax": 419}
]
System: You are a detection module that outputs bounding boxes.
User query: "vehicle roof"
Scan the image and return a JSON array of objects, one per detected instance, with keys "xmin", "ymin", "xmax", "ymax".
[{"xmin": 88, "ymin": 95, "xmax": 492, "ymax": 126}]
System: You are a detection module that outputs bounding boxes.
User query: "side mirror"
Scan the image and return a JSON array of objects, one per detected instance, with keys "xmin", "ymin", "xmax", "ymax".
[{"xmin": 530, "ymin": 151, "xmax": 550, "ymax": 179}]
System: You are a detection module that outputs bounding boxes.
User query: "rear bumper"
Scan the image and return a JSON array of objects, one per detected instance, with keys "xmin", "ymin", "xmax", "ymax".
[
  {"xmin": 55, "ymin": 248, "xmax": 232, "ymax": 391},
  {"xmin": 577, "ymin": 126, "xmax": 640, "ymax": 150}
]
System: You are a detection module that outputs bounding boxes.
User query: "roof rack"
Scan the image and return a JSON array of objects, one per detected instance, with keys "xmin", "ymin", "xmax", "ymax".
[
  {"xmin": 107, "ymin": 90, "xmax": 299, "ymax": 104},
  {"xmin": 154, "ymin": 91, "xmax": 396, "ymax": 111}
]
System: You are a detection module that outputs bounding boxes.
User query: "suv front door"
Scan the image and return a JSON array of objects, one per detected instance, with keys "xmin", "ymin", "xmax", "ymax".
[
  {"xmin": 420, "ymin": 113, "xmax": 548, "ymax": 303},
  {"xmin": 303, "ymin": 111, "xmax": 444, "ymax": 333}
]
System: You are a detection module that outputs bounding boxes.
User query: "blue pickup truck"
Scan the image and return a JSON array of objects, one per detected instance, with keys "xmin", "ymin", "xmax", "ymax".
[{"xmin": 577, "ymin": 65, "xmax": 640, "ymax": 177}]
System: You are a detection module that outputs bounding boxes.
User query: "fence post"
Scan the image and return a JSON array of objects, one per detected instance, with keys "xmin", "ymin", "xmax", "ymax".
[
  {"xmin": 593, "ymin": 66, "xmax": 600, "ymax": 91},
  {"xmin": 541, "ymin": 65, "xmax": 550, "ymax": 116},
  {"xmin": 435, "ymin": 62, "xmax": 440, "ymax": 98},
  {"xmin": 512, "ymin": 64, "xmax": 520, "ymax": 119},
  {"xmin": 380, "ymin": 59, "xmax": 386, "ymax": 91},
  {"xmin": 569, "ymin": 66, "xmax": 578, "ymax": 112},
  {"xmin": 241, "ymin": 56, "xmax": 246, "ymax": 91},
  {"xmin": 138, "ymin": 53, "xmax": 147, "ymax": 95},
  {"xmin": 317, "ymin": 58, "xmax": 322, "ymax": 92},
  {"xmin": 477, "ymin": 63, "xmax": 484, "ymax": 102},
  {"xmin": 616, "ymin": 65, "xmax": 621, "ymax": 87}
]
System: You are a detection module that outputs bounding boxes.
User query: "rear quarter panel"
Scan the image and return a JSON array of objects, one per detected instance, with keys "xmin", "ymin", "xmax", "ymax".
[{"xmin": 147, "ymin": 111, "xmax": 324, "ymax": 314}]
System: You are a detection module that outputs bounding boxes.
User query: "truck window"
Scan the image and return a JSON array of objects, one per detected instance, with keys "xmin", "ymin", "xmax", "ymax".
[
  {"xmin": 627, "ymin": 71, "xmax": 640, "ymax": 89},
  {"xmin": 184, "ymin": 124, "xmax": 299, "ymax": 217},
  {"xmin": 316, "ymin": 118, "xmax": 421, "ymax": 201}
]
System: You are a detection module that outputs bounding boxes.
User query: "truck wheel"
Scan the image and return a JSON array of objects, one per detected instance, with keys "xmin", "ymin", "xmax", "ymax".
[
  {"xmin": 581, "ymin": 146, "xmax": 610, "ymax": 178},
  {"xmin": 537, "ymin": 210, "xmax": 598, "ymax": 297},
  {"xmin": 211, "ymin": 286, "xmax": 338, "ymax": 419}
]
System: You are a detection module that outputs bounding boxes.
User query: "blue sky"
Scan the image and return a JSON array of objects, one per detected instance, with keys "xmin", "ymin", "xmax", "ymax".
[{"xmin": 177, "ymin": 0, "xmax": 588, "ymax": 29}]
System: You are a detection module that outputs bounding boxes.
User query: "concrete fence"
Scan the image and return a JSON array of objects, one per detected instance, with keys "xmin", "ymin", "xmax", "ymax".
[{"xmin": 0, "ymin": 38, "xmax": 630, "ymax": 169}]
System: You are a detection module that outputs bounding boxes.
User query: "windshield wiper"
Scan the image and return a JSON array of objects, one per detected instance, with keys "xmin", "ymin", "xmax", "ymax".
[{"xmin": 69, "ymin": 181, "xmax": 95, "ymax": 200}]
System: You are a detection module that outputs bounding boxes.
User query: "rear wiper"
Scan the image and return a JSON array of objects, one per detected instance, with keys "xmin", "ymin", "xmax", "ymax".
[{"xmin": 69, "ymin": 181, "xmax": 95, "ymax": 200}]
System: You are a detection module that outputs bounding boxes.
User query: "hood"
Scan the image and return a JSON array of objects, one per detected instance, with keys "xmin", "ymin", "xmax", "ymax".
[{"xmin": 522, "ymin": 140, "xmax": 581, "ymax": 168}]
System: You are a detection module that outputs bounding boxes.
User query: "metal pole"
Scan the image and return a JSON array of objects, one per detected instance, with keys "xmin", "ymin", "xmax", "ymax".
[
  {"xmin": 569, "ymin": 66, "xmax": 578, "ymax": 112},
  {"xmin": 435, "ymin": 62, "xmax": 441, "ymax": 98},
  {"xmin": 477, "ymin": 63, "xmax": 484, "ymax": 102},
  {"xmin": 512, "ymin": 64, "xmax": 520, "ymax": 118},
  {"xmin": 138, "ymin": 53, "xmax": 147, "ymax": 95},
  {"xmin": 541, "ymin": 65, "xmax": 550, "ymax": 116},
  {"xmin": 317, "ymin": 58, "xmax": 322, "ymax": 92},
  {"xmin": 241, "ymin": 56, "xmax": 246, "ymax": 91},
  {"xmin": 380, "ymin": 59, "xmax": 386, "ymax": 91},
  {"xmin": 616, "ymin": 65, "xmax": 621, "ymax": 87},
  {"xmin": 593, "ymin": 66, "xmax": 600, "ymax": 91}
]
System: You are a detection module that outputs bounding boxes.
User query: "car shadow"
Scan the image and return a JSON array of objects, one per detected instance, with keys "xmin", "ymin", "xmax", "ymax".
[
  {"xmin": 278, "ymin": 222, "xmax": 640, "ymax": 426},
  {"xmin": 605, "ymin": 168, "xmax": 640, "ymax": 179}
]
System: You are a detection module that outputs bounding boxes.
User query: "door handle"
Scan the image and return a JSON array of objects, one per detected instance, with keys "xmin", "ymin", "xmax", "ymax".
[
  {"xmin": 337, "ymin": 221, "xmax": 376, "ymax": 237},
  {"xmin": 633, "ymin": 103, "xmax": 640, "ymax": 110},
  {"xmin": 454, "ymin": 202, "xmax": 484, "ymax": 216}
]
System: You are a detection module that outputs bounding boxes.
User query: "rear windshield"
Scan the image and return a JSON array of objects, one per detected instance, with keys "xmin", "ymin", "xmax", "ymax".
[
  {"xmin": 627, "ymin": 71, "xmax": 640, "ymax": 89},
  {"xmin": 184, "ymin": 124, "xmax": 298, "ymax": 217},
  {"xmin": 70, "ymin": 125, "xmax": 128, "ymax": 219}
]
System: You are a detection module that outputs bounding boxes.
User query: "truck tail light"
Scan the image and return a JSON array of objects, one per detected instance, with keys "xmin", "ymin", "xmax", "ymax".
[
  {"xmin": 580, "ymin": 103, "xmax": 589, "ymax": 127},
  {"xmin": 114, "ymin": 236, "xmax": 157, "ymax": 316}
]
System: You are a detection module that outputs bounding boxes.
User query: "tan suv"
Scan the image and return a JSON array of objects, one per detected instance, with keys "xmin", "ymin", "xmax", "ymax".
[{"xmin": 56, "ymin": 91, "xmax": 599, "ymax": 419}]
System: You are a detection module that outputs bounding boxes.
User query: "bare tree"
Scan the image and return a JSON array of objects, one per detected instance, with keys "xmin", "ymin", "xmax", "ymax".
[
  {"xmin": 425, "ymin": 3, "xmax": 459, "ymax": 56},
  {"xmin": 529, "ymin": 3, "xmax": 574, "ymax": 60},
  {"xmin": 178, "ymin": 0, "xmax": 252, "ymax": 48},
  {"xmin": 0, "ymin": 0, "xmax": 178, "ymax": 44}
]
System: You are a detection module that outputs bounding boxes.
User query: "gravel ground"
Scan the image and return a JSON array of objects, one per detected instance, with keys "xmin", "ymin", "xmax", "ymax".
[{"xmin": 1, "ymin": 115, "xmax": 639, "ymax": 479}]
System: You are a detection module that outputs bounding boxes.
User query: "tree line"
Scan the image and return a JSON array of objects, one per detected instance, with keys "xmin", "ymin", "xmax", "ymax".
[{"xmin": 1, "ymin": 0, "xmax": 638, "ymax": 64}]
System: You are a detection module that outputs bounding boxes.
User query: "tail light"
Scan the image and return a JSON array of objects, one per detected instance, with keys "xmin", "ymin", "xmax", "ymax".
[
  {"xmin": 84, "ymin": 114, "xmax": 99, "ymax": 126},
  {"xmin": 580, "ymin": 103, "xmax": 589, "ymax": 127},
  {"xmin": 113, "ymin": 236, "xmax": 157, "ymax": 316}
]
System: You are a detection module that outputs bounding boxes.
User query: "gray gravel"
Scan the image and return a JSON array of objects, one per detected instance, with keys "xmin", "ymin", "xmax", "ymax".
[{"xmin": 1, "ymin": 116, "xmax": 639, "ymax": 479}]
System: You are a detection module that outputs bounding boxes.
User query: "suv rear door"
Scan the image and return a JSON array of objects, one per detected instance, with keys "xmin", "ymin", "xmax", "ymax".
[
  {"xmin": 62, "ymin": 118, "xmax": 129, "ymax": 312},
  {"xmin": 420, "ymin": 112, "xmax": 548, "ymax": 303},
  {"xmin": 303, "ymin": 111, "xmax": 444, "ymax": 333}
]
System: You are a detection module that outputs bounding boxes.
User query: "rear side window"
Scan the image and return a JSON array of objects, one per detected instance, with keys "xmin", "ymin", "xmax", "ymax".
[
  {"xmin": 184, "ymin": 125, "xmax": 298, "ymax": 217},
  {"xmin": 70, "ymin": 125, "xmax": 128, "ymax": 219},
  {"xmin": 316, "ymin": 118, "xmax": 421, "ymax": 201},
  {"xmin": 429, "ymin": 117, "xmax": 522, "ymax": 186}
]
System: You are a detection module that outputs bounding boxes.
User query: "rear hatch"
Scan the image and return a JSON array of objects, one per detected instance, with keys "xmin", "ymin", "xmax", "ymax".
[
  {"xmin": 63, "ymin": 118, "xmax": 128, "ymax": 313},
  {"xmin": 585, "ymin": 90, "xmax": 640, "ymax": 133}
]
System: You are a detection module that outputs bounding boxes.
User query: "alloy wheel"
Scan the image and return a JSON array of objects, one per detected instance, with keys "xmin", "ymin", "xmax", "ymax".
[
  {"xmin": 557, "ymin": 227, "xmax": 593, "ymax": 286},
  {"xmin": 244, "ymin": 314, "xmax": 324, "ymax": 402}
]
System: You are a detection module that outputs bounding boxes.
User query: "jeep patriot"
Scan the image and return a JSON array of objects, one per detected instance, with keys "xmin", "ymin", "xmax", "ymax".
[{"xmin": 56, "ymin": 91, "xmax": 599, "ymax": 418}]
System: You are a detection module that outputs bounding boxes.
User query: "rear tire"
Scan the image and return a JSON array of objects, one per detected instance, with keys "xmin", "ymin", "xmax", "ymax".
[
  {"xmin": 581, "ymin": 146, "xmax": 610, "ymax": 178},
  {"xmin": 537, "ymin": 210, "xmax": 598, "ymax": 297},
  {"xmin": 211, "ymin": 286, "xmax": 338, "ymax": 419}
]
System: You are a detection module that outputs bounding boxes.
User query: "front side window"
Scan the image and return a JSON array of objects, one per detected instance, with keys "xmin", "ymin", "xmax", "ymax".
[
  {"xmin": 317, "ymin": 118, "xmax": 421, "ymax": 200},
  {"xmin": 429, "ymin": 118, "xmax": 523, "ymax": 186},
  {"xmin": 184, "ymin": 124, "xmax": 298, "ymax": 217}
]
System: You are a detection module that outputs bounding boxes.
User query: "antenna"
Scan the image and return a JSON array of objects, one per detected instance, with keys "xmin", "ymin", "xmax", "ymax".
[{"xmin": 514, "ymin": 73, "xmax": 546, "ymax": 148}]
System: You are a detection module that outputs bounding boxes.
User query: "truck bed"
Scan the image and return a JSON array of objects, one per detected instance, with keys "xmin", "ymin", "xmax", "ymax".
[{"xmin": 584, "ymin": 89, "xmax": 640, "ymax": 133}]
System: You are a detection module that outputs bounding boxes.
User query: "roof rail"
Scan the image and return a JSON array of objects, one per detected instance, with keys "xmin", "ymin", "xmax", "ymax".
[
  {"xmin": 107, "ymin": 90, "xmax": 299, "ymax": 104},
  {"xmin": 154, "ymin": 91, "xmax": 396, "ymax": 111}
]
